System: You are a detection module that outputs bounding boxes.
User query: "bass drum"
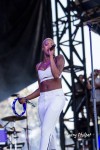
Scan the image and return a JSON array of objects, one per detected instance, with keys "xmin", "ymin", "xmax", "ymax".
[{"xmin": 0, "ymin": 128, "xmax": 7, "ymax": 146}]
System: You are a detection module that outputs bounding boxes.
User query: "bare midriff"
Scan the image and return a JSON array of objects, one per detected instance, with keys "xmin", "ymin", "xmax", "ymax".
[{"xmin": 40, "ymin": 78, "xmax": 62, "ymax": 92}]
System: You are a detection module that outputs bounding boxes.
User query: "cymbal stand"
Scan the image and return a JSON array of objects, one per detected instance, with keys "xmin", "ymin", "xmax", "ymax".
[
  {"xmin": 9, "ymin": 135, "xmax": 12, "ymax": 150},
  {"xmin": 13, "ymin": 121, "xmax": 17, "ymax": 150}
]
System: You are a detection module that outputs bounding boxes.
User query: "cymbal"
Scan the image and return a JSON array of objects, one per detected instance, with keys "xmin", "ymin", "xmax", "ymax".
[
  {"xmin": 11, "ymin": 93, "xmax": 19, "ymax": 97},
  {"xmin": 2, "ymin": 116, "xmax": 27, "ymax": 121}
]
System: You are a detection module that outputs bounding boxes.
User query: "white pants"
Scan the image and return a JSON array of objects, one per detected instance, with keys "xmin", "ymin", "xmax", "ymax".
[{"xmin": 38, "ymin": 88, "xmax": 65, "ymax": 150}]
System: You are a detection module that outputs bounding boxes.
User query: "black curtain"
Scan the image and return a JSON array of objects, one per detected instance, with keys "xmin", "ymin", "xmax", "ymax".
[{"xmin": 0, "ymin": 0, "xmax": 53, "ymax": 100}]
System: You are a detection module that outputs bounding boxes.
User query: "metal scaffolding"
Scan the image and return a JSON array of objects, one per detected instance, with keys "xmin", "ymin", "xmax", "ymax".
[{"xmin": 52, "ymin": 0, "xmax": 92, "ymax": 149}]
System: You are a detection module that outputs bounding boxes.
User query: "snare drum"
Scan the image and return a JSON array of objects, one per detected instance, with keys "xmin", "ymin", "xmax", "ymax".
[{"xmin": 0, "ymin": 128, "xmax": 7, "ymax": 145}]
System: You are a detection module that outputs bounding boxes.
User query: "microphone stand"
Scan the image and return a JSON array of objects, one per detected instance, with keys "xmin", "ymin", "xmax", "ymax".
[
  {"xmin": 25, "ymin": 103, "xmax": 30, "ymax": 150},
  {"xmin": 25, "ymin": 101, "xmax": 35, "ymax": 150},
  {"xmin": 87, "ymin": 23, "xmax": 99, "ymax": 150}
]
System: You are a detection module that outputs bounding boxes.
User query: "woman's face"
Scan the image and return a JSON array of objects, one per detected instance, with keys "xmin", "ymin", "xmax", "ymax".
[{"xmin": 42, "ymin": 38, "xmax": 55, "ymax": 56}]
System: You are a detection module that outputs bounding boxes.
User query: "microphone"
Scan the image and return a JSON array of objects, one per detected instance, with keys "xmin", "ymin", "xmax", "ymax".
[{"xmin": 50, "ymin": 44, "xmax": 56, "ymax": 51}]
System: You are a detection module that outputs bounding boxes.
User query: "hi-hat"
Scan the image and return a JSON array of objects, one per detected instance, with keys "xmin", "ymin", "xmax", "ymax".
[{"xmin": 2, "ymin": 116, "xmax": 27, "ymax": 121}]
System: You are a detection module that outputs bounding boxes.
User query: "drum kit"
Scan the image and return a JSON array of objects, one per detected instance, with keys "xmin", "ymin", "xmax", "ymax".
[
  {"xmin": 0, "ymin": 115, "xmax": 27, "ymax": 150},
  {"xmin": 0, "ymin": 95, "xmax": 35, "ymax": 150}
]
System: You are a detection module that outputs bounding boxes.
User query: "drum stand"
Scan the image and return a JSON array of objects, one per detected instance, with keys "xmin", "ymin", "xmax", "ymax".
[
  {"xmin": 4, "ymin": 121, "xmax": 17, "ymax": 150},
  {"xmin": 9, "ymin": 122, "xmax": 18, "ymax": 150},
  {"xmin": 9, "ymin": 135, "xmax": 12, "ymax": 150},
  {"xmin": 2, "ymin": 115, "xmax": 27, "ymax": 150}
]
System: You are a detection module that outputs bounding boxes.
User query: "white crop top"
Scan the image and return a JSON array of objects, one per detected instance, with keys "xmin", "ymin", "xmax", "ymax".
[{"xmin": 38, "ymin": 66, "xmax": 61, "ymax": 83}]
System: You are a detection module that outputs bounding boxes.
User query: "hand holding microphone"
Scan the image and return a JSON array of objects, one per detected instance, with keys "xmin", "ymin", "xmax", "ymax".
[
  {"xmin": 50, "ymin": 44, "xmax": 56, "ymax": 51},
  {"xmin": 48, "ymin": 44, "xmax": 56, "ymax": 57}
]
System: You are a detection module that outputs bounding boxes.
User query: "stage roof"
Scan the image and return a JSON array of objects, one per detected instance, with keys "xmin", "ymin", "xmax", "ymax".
[{"xmin": 75, "ymin": 0, "xmax": 100, "ymax": 35}]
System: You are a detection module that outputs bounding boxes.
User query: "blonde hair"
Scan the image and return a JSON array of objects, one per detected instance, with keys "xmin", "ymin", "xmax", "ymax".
[{"xmin": 42, "ymin": 38, "xmax": 54, "ymax": 47}]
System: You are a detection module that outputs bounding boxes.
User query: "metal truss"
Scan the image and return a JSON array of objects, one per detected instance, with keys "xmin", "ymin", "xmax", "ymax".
[{"xmin": 51, "ymin": 0, "xmax": 91, "ymax": 149}]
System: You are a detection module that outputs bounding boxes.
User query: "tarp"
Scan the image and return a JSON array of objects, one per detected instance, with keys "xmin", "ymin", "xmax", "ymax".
[{"xmin": 0, "ymin": 0, "xmax": 53, "ymax": 100}]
